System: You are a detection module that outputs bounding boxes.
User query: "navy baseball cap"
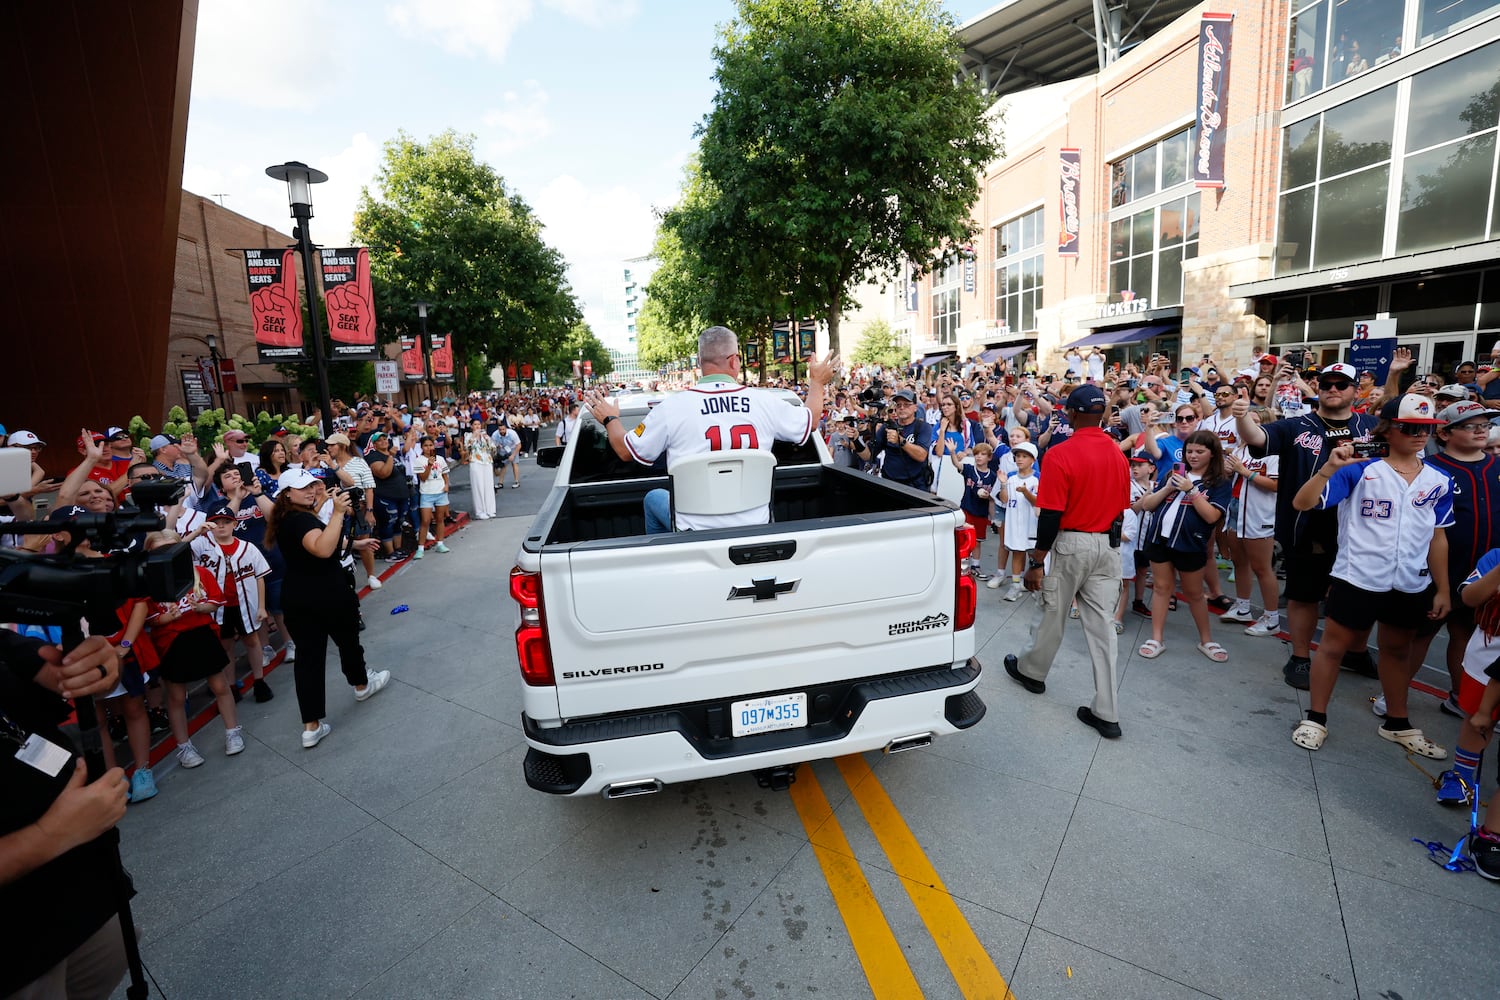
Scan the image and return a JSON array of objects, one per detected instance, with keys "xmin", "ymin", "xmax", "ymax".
[
  {"xmin": 891, "ymin": 389, "xmax": 918, "ymax": 404},
  {"xmin": 1064, "ymin": 384, "xmax": 1107, "ymax": 413}
]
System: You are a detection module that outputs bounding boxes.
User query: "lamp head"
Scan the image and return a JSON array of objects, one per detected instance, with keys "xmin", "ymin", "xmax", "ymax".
[{"xmin": 265, "ymin": 160, "xmax": 328, "ymax": 215}]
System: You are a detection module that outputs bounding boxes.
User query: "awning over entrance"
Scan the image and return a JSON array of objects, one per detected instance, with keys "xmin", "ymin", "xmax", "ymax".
[
  {"xmin": 1064, "ymin": 322, "xmax": 1179, "ymax": 349},
  {"xmin": 975, "ymin": 344, "xmax": 1031, "ymax": 363},
  {"xmin": 917, "ymin": 351, "xmax": 957, "ymax": 368}
]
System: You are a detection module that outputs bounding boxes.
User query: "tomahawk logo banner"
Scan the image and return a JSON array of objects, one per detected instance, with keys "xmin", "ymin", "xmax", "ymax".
[
  {"xmin": 242, "ymin": 249, "xmax": 304, "ymax": 362},
  {"xmin": 1194, "ymin": 13, "xmax": 1234, "ymax": 189},
  {"xmin": 399, "ymin": 336, "xmax": 425, "ymax": 381},
  {"xmin": 320, "ymin": 248, "xmax": 377, "ymax": 360},
  {"xmin": 1058, "ymin": 149, "xmax": 1082, "ymax": 257},
  {"xmin": 430, "ymin": 334, "xmax": 455, "ymax": 383}
]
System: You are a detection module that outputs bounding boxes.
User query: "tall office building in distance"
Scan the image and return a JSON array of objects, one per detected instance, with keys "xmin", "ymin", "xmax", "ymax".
[{"xmin": 601, "ymin": 254, "xmax": 660, "ymax": 384}]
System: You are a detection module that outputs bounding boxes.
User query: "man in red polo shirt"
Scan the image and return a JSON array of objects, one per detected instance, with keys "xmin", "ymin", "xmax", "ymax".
[{"xmin": 1005, "ymin": 384, "xmax": 1131, "ymax": 738}]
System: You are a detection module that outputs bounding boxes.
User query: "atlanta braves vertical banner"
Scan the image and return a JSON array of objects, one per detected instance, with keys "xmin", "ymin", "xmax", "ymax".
[
  {"xmin": 399, "ymin": 336, "xmax": 425, "ymax": 382},
  {"xmin": 772, "ymin": 325, "xmax": 791, "ymax": 364},
  {"xmin": 319, "ymin": 248, "xmax": 378, "ymax": 360},
  {"xmin": 797, "ymin": 322, "xmax": 816, "ymax": 359},
  {"xmin": 1058, "ymin": 149, "xmax": 1082, "ymax": 257},
  {"xmin": 1194, "ymin": 13, "xmax": 1234, "ymax": 190},
  {"xmin": 241, "ymin": 249, "xmax": 305, "ymax": 362},
  {"xmin": 430, "ymin": 334, "xmax": 455, "ymax": 383}
]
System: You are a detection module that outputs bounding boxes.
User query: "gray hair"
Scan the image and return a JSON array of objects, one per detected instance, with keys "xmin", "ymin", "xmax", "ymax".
[{"xmin": 698, "ymin": 326, "xmax": 739, "ymax": 365}]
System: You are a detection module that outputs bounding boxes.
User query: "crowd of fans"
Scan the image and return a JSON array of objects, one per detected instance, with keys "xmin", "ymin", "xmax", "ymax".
[
  {"xmin": 0, "ymin": 389, "xmax": 566, "ymax": 804},
  {"xmin": 814, "ymin": 342, "xmax": 1500, "ymax": 881}
]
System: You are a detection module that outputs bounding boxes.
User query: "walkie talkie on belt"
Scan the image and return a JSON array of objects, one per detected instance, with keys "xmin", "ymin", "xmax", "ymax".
[{"xmin": 1109, "ymin": 514, "xmax": 1124, "ymax": 548}]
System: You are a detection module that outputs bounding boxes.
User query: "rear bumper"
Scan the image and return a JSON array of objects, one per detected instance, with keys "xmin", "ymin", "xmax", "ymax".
[{"xmin": 521, "ymin": 658, "xmax": 984, "ymax": 796}]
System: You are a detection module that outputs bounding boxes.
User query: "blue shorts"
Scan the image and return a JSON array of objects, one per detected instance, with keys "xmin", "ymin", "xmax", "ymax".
[{"xmin": 419, "ymin": 491, "xmax": 449, "ymax": 509}]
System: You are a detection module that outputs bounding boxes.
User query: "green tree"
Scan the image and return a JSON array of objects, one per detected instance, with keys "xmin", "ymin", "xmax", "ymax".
[
  {"xmin": 636, "ymin": 295, "xmax": 696, "ymax": 371},
  {"xmin": 698, "ymin": 0, "xmax": 1000, "ymax": 353},
  {"xmin": 538, "ymin": 322, "xmax": 613, "ymax": 384},
  {"xmin": 352, "ymin": 130, "xmax": 581, "ymax": 394},
  {"xmin": 849, "ymin": 318, "xmax": 906, "ymax": 370}
]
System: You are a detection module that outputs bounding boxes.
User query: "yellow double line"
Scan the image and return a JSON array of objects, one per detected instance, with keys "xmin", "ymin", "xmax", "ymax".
[{"xmin": 787, "ymin": 755, "xmax": 1016, "ymax": 1000}]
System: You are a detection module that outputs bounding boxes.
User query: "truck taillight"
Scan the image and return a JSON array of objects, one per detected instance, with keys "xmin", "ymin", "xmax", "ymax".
[
  {"xmin": 509, "ymin": 567, "xmax": 555, "ymax": 686},
  {"xmin": 954, "ymin": 525, "xmax": 976, "ymax": 631}
]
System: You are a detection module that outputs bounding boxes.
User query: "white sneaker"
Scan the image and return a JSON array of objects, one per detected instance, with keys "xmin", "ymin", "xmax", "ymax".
[
  {"xmin": 985, "ymin": 576, "xmax": 1003, "ymax": 590},
  {"xmin": 1004, "ymin": 582, "xmax": 1023, "ymax": 602},
  {"xmin": 1219, "ymin": 602, "xmax": 1255, "ymax": 623},
  {"xmin": 1372, "ymin": 695, "xmax": 1387, "ymax": 718},
  {"xmin": 175, "ymin": 741, "xmax": 205, "ymax": 768},
  {"xmin": 262, "ymin": 644, "xmax": 276, "ymax": 663},
  {"xmin": 225, "ymin": 727, "xmax": 245, "ymax": 756},
  {"xmin": 367, "ymin": 576, "xmax": 383, "ymax": 590},
  {"xmin": 283, "ymin": 641, "xmax": 296, "ymax": 663},
  {"xmin": 1245, "ymin": 613, "xmax": 1281, "ymax": 637},
  {"xmin": 426, "ymin": 532, "xmax": 436, "ymax": 542},
  {"xmin": 355, "ymin": 669, "xmax": 391, "ymax": 702},
  {"xmin": 301, "ymin": 722, "xmax": 331, "ymax": 749}
]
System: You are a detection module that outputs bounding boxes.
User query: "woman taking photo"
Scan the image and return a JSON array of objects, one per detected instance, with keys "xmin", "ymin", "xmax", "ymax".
[
  {"xmin": 412, "ymin": 435, "xmax": 452, "ymax": 558},
  {"xmin": 1289, "ymin": 394, "xmax": 1452, "ymax": 757},
  {"xmin": 463, "ymin": 417, "xmax": 497, "ymax": 520},
  {"xmin": 266, "ymin": 468, "xmax": 390, "ymax": 749},
  {"xmin": 1133, "ymin": 429, "xmax": 1233, "ymax": 662}
]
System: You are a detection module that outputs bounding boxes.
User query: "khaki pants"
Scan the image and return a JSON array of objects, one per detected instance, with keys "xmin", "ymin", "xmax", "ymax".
[
  {"xmin": 1017, "ymin": 530, "xmax": 1121, "ymax": 723},
  {"xmin": 5, "ymin": 915, "xmax": 127, "ymax": 1000}
]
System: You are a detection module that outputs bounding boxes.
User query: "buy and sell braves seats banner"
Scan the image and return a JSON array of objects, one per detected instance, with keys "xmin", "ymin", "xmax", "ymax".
[
  {"xmin": 242, "ymin": 249, "xmax": 305, "ymax": 362},
  {"xmin": 1057, "ymin": 149, "xmax": 1082, "ymax": 257},
  {"xmin": 1194, "ymin": 13, "xmax": 1234, "ymax": 189},
  {"xmin": 430, "ymin": 334, "xmax": 455, "ymax": 382},
  {"xmin": 400, "ymin": 336, "xmax": 425, "ymax": 381},
  {"xmin": 319, "ymin": 248, "xmax": 378, "ymax": 360}
]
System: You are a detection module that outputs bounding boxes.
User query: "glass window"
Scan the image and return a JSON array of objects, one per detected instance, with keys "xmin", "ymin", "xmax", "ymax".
[
  {"xmin": 1479, "ymin": 268, "xmax": 1500, "ymax": 329},
  {"xmin": 1397, "ymin": 133, "xmax": 1497, "ymax": 254},
  {"xmin": 1405, "ymin": 42, "xmax": 1500, "ymax": 153},
  {"xmin": 1307, "ymin": 286, "xmax": 1381, "ymax": 341},
  {"xmin": 1320, "ymin": 85, "xmax": 1396, "ymax": 176},
  {"xmin": 1418, "ymin": 0, "xmax": 1500, "ymax": 46},
  {"xmin": 1287, "ymin": 2, "xmax": 1328, "ymax": 102},
  {"xmin": 1329, "ymin": 0, "xmax": 1406, "ymax": 84},
  {"xmin": 1389, "ymin": 272, "xmax": 1482, "ymax": 334},
  {"xmin": 1131, "ymin": 147, "xmax": 1158, "ymax": 201},
  {"xmin": 1283, "ymin": 118, "xmax": 1321, "ymax": 190},
  {"xmin": 992, "ymin": 206, "xmax": 1044, "ymax": 334},
  {"xmin": 1161, "ymin": 132, "xmax": 1189, "ymax": 187},
  {"xmin": 1109, "ymin": 129, "xmax": 1192, "ymax": 209},
  {"xmin": 1278, "ymin": 188, "xmax": 1315, "ymax": 273},
  {"xmin": 1110, "ymin": 162, "xmax": 1129, "ymax": 208},
  {"xmin": 1110, "ymin": 217, "xmax": 1130, "ymax": 260},
  {"xmin": 1270, "ymin": 295, "xmax": 1310, "ymax": 345},
  {"xmin": 1313, "ymin": 165, "xmax": 1390, "ymax": 267}
]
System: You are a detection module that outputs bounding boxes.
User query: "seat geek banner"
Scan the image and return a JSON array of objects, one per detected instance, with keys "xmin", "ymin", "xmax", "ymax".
[
  {"xmin": 399, "ymin": 336, "xmax": 425, "ymax": 382},
  {"xmin": 1194, "ymin": 13, "xmax": 1234, "ymax": 190},
  {"xmin": 241, "ymin": 249, "xmax": 305, "ymax": 362},
  {"xmin": 319, "ymin": 248, "xmax": 377, "ymax": 360},
  {"xmin": 430, "ymin": 334, "xmax": 455, "ymax": 383}
]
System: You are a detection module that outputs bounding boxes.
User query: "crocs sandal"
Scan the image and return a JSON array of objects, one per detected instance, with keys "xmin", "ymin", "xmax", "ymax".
[
  {"xmin": 1168, "ymin": 596, "xmax": 1179, "ymax": 611},
  {"xmin": 1069, "ymin": 606, "xmax": 1080, "ymax": 619},
  {"xmin": 1378, "ymin": 727, "xmax": 1449, "ymax": 760},
  {"xmin": 1197, "ymin": 641, "xmax": 1229, "ymax": 662},
  {"xmin": 1292, "ymin": 720, "xmax": 1327, "ymax": 750},
  {"xmin": 1138, "ymin": 639, "xmax": 1165, "ymax": 659}
]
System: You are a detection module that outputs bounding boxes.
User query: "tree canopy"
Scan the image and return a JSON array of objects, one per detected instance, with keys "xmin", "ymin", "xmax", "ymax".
[
  {"xmin": 695, "ymin": 0, "xmax": 1000, "ymax": 353},
  {"xmin": 849, "ymin": 318, "xmax": 907, "ymax": 370},
  {"xmin": 352, "ymin": 130, "xmax": 580, "ymax": 392},
  {"xmin": 537, "ymin": 322, "xmax": 614, "ymax": 384}
]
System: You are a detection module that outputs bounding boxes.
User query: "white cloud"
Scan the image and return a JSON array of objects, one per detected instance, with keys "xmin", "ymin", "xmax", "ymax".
[
  {"xmin": 191, "ymin": 0, "xmax": 347, "ymax": 109},
  {"xmin": 529, "ymin": 174, "xmax": 659, "ymax": 342},
  {"xmin": 385, "ymin": 0, "xmax": 534, "ymax": 60},
  {"xmin": 542, "ymin": 0, "xmax": 639, "ymax": 27},
  {"xmin": 480, "ymin": 81, "xmax": 552, "ymax": 156}
]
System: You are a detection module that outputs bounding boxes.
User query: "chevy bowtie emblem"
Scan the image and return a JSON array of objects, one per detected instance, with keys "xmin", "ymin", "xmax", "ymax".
[{"xmin": 728, "ymin": 578, "xmax": 800, "ymax": 602}]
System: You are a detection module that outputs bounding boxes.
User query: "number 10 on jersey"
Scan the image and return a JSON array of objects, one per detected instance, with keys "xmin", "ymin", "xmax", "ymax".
[{"xmin": 705, "ymin": 424, "xmax": 759, "ymax": 450}]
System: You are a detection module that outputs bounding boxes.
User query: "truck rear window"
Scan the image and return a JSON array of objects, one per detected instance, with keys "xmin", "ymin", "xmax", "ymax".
[{"xmin": 568, "ymin": 420, "xmax": 822, "ymax": 484}]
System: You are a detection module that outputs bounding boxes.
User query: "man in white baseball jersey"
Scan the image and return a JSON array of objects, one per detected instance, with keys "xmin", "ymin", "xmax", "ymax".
[{"xmin": 584, "ymin": 326, "xmax": 837, "ymax": 532}]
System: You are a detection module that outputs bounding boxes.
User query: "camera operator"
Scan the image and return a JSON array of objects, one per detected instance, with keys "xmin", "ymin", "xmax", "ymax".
[
  {"xmin": 852, "ymin": 389, "xmax": 935, "ymax": 490},
  {"xmin": 1, "ymin": 632, "xmax": 131, "ymax": 1000}
]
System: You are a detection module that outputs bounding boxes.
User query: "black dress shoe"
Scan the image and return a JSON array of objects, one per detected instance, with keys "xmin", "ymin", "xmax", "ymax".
[
  {"xmin": 1077, "ymin": 706, "xmax": 1122, "ymax": 739},
  {"xmin": 1004, "ymin": 654, "xmax": 1045, "ymax": 694}
]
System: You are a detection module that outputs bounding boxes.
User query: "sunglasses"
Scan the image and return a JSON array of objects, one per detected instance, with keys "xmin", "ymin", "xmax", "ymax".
[
  {"xmin": 1175, "ymin": 415, "xmax": 1198, "ymax": 423},
  {"xmin": 1393, "ymin": 423, "xmax": 1434, "ymax": 436},
  {"xmin": 1321, "ymin": 380, "xmax": 1354, "ymax": 391},
  {"xmin": 131, "ymin": 473, "xmax": 165, "ymax": 481}
]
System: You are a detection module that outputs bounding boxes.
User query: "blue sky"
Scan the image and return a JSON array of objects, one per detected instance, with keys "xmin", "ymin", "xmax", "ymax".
[{"xmin": 184, "ymin": 0, "xmax": 997, "ymax": 343}]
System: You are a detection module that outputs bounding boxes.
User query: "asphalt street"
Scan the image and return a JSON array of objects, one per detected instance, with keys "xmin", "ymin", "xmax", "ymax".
[{"xmin": 112, "ymin": 449, "xmax": 1500, "ymax": 999}]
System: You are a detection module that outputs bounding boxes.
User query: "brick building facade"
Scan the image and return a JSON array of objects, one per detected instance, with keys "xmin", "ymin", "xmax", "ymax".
[{"xmin": 167, "ymin": 192, "xmax": 303, "ymax": 419}]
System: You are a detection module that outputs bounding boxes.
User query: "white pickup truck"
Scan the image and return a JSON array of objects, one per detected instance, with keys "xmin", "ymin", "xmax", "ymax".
[{"xmin": 508, "ymin": 392, "xmax": 986, "ymax": 798}]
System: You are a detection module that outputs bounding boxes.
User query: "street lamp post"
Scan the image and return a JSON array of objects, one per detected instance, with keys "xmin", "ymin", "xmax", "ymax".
[
  {"xmin": 265, "ymin": 160, "xmax": 333, "ymax": 436},
  {"xmin": 415, "ymin": 301, "xmax": 433, "ymax": 402},
  {"xmin": 206, "ymin": 332, "xmax": 224, "ymax": 411}
]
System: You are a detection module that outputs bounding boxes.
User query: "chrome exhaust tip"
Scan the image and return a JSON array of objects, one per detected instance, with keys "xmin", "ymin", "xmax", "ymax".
[
  {"xmin": 884, "ymin": 732, "xmax": 934, "ymax": 754},
  {"xmin": 602, "ymin": 778, "xmax": 663, "ymax": 799}
]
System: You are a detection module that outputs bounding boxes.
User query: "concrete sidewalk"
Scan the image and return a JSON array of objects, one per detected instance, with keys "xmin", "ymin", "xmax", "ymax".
[{"xmin": 112, "ymin": 476, "xmax": 1500, "ymax": 999}]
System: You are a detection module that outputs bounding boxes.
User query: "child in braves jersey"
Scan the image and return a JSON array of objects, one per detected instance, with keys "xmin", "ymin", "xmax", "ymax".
[
  {"xmin": 1290, "ymin": 395, "xmax": 1454, "ymax": 757},
  {"xmin": 1442, "ymin": 549, "xmax": 1500, "ymax": 879},
  {"xmin": 192, "ymin": 504, "xmax": 274, "ymax": 703},
  {"xmin": 960, "ymin": 443, "xmax": 998, "ymax": 579},
  {"xmin": 998, "ymin": 443, "xmax": 1039, "ymax": 601},
  {"xmin": 143, "ymin": 530, "xmax": 243, "ymax": 768}
]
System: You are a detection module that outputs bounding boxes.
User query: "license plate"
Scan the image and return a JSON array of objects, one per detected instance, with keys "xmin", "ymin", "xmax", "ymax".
[{"xmin": 730, "ymin": 692, "xmax": 808, "ymax": 737}]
